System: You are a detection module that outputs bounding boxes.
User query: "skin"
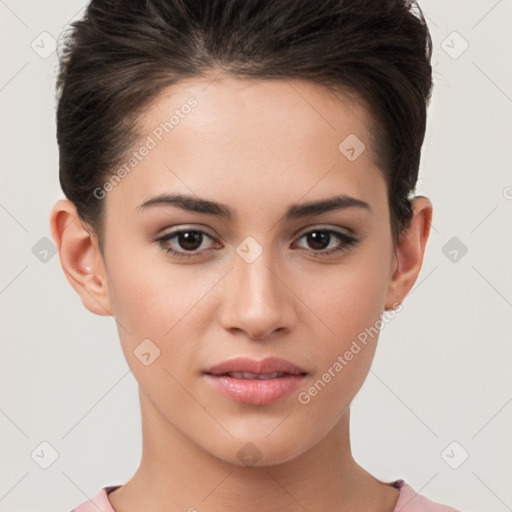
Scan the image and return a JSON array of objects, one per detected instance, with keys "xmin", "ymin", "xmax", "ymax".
[{"xmin": 50, "ymin": 73, "xmax": 432, "ymax": 512}]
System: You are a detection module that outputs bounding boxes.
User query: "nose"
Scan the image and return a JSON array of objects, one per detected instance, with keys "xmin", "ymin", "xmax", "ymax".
[{"xmin": 219, "ymin": 246, "xmax": 296, "ymax": 340}]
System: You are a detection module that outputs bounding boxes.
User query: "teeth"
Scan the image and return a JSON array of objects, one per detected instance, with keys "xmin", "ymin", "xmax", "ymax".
[{"xmin": 225, "ymin": 371, "xmax": 285, "ymax": 379}]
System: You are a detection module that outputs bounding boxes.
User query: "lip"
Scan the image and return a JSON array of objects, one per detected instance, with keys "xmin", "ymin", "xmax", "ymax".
[
  {"xmin": 204, "ymin": 356, "xmax": 307, "ymax": 376},
  {"xmin": 203, "ymin": 357, "xmax": 308, "ymax": 405}
]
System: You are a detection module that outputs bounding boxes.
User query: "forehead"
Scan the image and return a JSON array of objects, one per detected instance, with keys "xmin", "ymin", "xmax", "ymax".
[
  {"xmin": 142, "ymin": 73, "xmax": 376, "ymax": 154},
  {"xmin": 105, "ymin": 73, "xmax": 385, "ymax": 220}
]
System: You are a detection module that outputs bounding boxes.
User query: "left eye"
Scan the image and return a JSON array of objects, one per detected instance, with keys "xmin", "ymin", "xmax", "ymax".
[{"xmin": 293, "ymin": 229, "xmax": 357, "ymax": 255}]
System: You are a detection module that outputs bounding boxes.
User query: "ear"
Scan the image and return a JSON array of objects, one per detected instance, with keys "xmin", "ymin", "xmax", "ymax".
[
  {"xmin": 49, "ymin": 199, "xmax": 114, "ymax": 316},
  {"xmin": 385, "ymin": 196, "xmax": 433, "ymax": 310}
]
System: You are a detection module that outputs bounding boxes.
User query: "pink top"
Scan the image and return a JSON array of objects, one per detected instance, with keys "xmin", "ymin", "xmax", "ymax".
[{"xmin": 70, "ymin": 479, "xmax": 460, "ymax": 511}]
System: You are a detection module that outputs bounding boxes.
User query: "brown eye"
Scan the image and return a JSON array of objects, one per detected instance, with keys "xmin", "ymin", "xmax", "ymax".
[
  {"xmin": 174, "ymin": 231, "xmax": 203, "ymax": 251},
  {"xmin": 156, "ymin": 229, "xmax": 218, "ymax": 258},
  {"xmin": 305, "ymin": 231, "xmax": 330, "ymax": 250},
  {"xmin": 294, "ymin": 228, "xmax": 359, "ymax": 256}
]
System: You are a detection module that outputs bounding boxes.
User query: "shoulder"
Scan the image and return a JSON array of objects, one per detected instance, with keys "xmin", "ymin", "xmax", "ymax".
[
  {"xmin": 69, "ymin": 485, "xmax": 120, "ymax": 512},
  {"xmin": 393, "ymin": 479, "xmax": 461, "ymax": 512}
]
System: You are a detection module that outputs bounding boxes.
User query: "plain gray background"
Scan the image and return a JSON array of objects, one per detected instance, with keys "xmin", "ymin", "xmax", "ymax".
[{"xmin": 1, "ymin": 1, "xmax": 511, "ymax": 511}]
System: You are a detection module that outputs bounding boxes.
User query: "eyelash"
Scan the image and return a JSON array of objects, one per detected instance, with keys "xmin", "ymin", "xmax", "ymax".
[{"xmin": 155, "ymin": 227, "xmax": 359, "ymax": 260}]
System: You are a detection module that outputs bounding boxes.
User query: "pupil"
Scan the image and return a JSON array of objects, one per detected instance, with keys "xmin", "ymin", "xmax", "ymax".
[
  {"xmin": 308, "ymin": 231, "xmax": 329, "ymax": 250},
  {"xmin": 180, "ymin": 231, "xmax": 202, "ymax": 250}
]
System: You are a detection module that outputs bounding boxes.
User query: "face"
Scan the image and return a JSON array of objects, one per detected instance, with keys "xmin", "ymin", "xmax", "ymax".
[{"xmin": 94, "ymin": 74, "xmax": 399, "ymax": 465}]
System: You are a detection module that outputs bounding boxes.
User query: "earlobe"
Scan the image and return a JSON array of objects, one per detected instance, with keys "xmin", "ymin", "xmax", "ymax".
[
  {"xmin": 49, "ymin": 199, "xmax": 114, "ymax": 316},
  {"xmin": 384, "ymin": 196, "xmax": 433, "ymax": 310}
]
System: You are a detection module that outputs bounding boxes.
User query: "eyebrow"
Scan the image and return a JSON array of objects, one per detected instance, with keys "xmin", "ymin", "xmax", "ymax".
[{"xmin": 136, "ymin": 192, "xmax": 372, "ymax": 220}]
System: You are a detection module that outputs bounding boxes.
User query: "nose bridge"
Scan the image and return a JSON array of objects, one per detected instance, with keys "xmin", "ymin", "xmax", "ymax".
[{"xmin": 221, "ymin": 237, "xmax": 293, "ymax": 338}]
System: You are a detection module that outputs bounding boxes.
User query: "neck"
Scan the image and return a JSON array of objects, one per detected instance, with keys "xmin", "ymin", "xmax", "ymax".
[{"xmin": 108, "ymin": 388, "xmax": 399, "ymax": 512}]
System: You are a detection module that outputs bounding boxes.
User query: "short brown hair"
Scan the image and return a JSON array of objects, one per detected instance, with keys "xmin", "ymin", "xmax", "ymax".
[{"xmin": 56, "ymin": 0, "xmax": 433, "ymax": 254}]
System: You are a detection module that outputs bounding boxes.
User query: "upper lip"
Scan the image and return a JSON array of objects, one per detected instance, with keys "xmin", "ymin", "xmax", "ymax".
[{"xmin": 204, "ymin": 357, "xmax": 307, "ymax": 376}]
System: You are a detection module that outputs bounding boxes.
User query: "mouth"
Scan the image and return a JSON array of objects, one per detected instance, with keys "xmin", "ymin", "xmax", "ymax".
[
  {"xmin": 205, "ymin": 371, "xmax": 304, "ymax": 380},
  {"xmin": 204, "ymin": 356, "xmax": 307, "ymax": 377},
  {"xmin": 203, "ymin": 357, "xmax": 307, "ymax": 405}
]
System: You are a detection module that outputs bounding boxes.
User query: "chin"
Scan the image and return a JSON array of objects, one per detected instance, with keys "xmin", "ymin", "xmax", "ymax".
[{"xmin": 205, "ymin": 431, "xmax": 314, "ymax": 468}]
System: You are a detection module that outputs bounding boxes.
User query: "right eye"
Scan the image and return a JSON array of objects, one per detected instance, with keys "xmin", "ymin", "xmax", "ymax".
[{"xmin": 156, "ymin": 228, "xmax": 221, "ymax": 259}]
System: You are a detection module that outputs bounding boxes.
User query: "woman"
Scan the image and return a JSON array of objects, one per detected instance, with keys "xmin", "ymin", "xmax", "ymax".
[{"xmin": 50, "ymin": 0, "xmax": 460, "ymax": 510}]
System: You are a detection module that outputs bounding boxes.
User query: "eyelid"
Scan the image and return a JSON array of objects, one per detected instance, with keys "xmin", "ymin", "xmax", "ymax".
[
  {"xmin": 293, "ymin": 223, "xmax": 355, "ymax": 238},
  {"xmin": 155, "ymin": 224, "xmax": 217, "ymax": 240}
]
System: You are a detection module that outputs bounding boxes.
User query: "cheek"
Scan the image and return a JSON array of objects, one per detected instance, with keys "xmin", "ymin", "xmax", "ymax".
[
  {"xmin": 305, "ymin": 255, "xmax": 391, "ymax": 342},
  {"xmin": 104, "ymin": 247, "xmax": 223, "ymax": 372},
  {"xmin": 315, "ymin": 276, "xmax": 382, "ymax": 380},
  {"xmin": 295, "ymin": 271, "xmax": 386, "ymax": 424},
  {"xmin": 105, "ymin": 241, "xmax": 204, "ymax": 331},
  {"xmin": 301, "ymin": 238, "xmax": 392, "ymax": 379}
]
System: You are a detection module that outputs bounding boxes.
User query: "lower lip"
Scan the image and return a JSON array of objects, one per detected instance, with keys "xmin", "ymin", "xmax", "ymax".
[{"xmin": 203, "ymin": 374, "xmax": 306, "ymax": 405}]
